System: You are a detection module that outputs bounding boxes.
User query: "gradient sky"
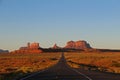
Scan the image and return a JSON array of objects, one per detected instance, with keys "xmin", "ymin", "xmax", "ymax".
[{"xmin": 0, "ymin": 0, "xmax": 120, "ymax": 51}]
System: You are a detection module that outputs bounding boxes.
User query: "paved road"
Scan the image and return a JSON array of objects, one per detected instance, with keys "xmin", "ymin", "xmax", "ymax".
[
  {"xmin": 75, "ymin": 68, "xmax": 120, "ymax": 80},
  {"xmin": 19, "ymin": 53, "xmax": 91, "ymax": 80},
  {"xmin": 19, "ymin": 53, "xmax": 120, "ymax": 80}
]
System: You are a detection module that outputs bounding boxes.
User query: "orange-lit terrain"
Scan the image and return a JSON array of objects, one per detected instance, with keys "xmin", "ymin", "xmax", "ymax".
[
  {"xmin": 0, "ymin": 41, "xmax": 120, "ymax": 80},
  {"xmin": 65, "ymin": 52, "xmax": 120, "ymax": 73},
  {"xmin": 0, "ymin": 53, "xmax": 61, "ymax": 80}
]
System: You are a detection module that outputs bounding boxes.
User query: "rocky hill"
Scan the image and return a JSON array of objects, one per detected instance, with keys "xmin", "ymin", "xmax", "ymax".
[
  {"xmin": 64, "ymin": 40, "xmax": 92, "ymax": 49},
  {"xmin": 11, "ymin": 42, "xmax": 42, "ymax": 54}
]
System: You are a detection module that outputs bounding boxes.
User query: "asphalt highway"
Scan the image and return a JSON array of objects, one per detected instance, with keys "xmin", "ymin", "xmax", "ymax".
[{"xmin": 19, "ymin": 53, "xmax": 120, "ymax": 80}]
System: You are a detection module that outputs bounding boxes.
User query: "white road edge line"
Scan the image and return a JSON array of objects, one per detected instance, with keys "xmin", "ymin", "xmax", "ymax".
[
  {"xmin": 19, "ymin": 68, "xmax": 49, "ymax": 80},
  {"xmin": 19, "ymin": 53, "xmax": 92, "ymax": 80},
  {"xmin": 71, "ymin": 68, "xmax": 93, "ymax": 80},
  {"xmin": 19, "ymin": 55, "xmax": 62, "ymax": 80},
  {"xmin": 65, "ymin": 63, "xmax": 93, "ymax": 80}
]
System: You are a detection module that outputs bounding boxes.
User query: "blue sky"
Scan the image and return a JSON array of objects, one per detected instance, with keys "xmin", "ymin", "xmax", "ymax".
[{"xmin": 0, "ymin": 0, "xmax": 120, "ymax": 51}]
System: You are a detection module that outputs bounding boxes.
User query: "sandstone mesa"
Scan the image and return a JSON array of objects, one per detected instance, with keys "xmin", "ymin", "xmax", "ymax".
[{"xmin": 11, "ymin": 40, "xmax": 92, "ymax": 53}]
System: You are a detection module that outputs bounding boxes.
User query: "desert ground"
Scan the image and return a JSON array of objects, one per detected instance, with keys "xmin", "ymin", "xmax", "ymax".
[
  {"xmin": 65, "ymin": 52, "xmax": 120, "ymax": 73},
  {"xmin": 0, "ymin": 52, "xmax": 120, "ymax": 80},
  {"xmin": 0, "ymin": 53, "xmax": 61, "ymax": 80}
]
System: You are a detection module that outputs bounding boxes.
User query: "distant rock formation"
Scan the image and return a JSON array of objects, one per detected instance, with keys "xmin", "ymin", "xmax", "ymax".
[
  {"xmin": 0, "ymin": 49, "xmax": 9, "ymax": 53},
  {"xmin": 11, "ymin": 42, "xmax": 42, "ymax": 54},
  {"xmin": 52, "ymin": 44, "xmax": 61, "ymax": 49},
  {"xmin": 11, "ymin": 40, "xmax": 93, "ymax": 53},
  {"xmin": 65, "ymin": 40, "xmax": 92, "ymax": 49},
  {"xmin": 19, "ymin": 42, "xmax": 40, "ymax": 50}
]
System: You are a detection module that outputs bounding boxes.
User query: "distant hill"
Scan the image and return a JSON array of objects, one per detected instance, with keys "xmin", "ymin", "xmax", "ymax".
[{"xmin": 0, "ymin": 49, "xmax": 9, "ymax": 53}]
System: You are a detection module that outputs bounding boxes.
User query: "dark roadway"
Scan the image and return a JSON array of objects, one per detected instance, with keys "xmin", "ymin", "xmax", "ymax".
[{"xmin": 19, "ymin": 53, "xmax": 120, "ymax": 80}]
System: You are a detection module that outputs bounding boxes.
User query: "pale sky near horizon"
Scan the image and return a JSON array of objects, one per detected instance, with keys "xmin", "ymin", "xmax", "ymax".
[{"xmin": 0, "ymin": 0, "xmax": 120, "ymax": 51}]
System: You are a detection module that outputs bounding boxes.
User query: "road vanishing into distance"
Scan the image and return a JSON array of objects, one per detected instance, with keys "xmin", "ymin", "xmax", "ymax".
[{"xmin": 19, "ymin": 53, "xmax": 120, "ymax": 80}]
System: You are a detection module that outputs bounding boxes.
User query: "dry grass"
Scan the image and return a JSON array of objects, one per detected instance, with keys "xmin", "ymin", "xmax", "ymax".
[
  {"xmin": 65, "ymin": 52, "xmax": 120, "ymax": 73},
  {"xmin": 0, "ymin": 53, "xmax": 61, "ymax": 80}
]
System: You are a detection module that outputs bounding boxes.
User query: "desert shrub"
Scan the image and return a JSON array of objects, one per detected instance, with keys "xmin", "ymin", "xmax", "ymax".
[
  {"xmin": 112, "ymin": 61, "xmax": 120, "ymax": 67},
  {"xmin": 49, "ymin": 58, "xmax": 58, "ymax": 61}
]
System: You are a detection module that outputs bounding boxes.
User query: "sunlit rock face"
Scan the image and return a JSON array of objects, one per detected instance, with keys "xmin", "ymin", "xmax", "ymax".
[
  {"xmin": 12, "ymin": 42, "xmax": 42, "ymax": 54},
  {"xmin": 19, "ymin": 42, "xmax": 40, "ymax": 50},
  {"xmin": 27, "ymin": 42, "xmax": 40, "ymax": 49},
  {"xmin": 65, "ymin": 40, "xmax": 92, "ymax": 49},
  {"xmin": 65, "ymin": 41, "xmax": 76, "ymax": 49}
]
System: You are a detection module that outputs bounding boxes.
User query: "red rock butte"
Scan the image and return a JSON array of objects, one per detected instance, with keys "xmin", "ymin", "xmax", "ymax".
[
  {"xmin": 65, "ymin": 40, "xmax": 91, "ymax": 49},
  {"xmin": 11, "ymin": 42, "xmax": 42, "ymax": 54},
  {"xmin": 11, "ymin": 40, "xmax": 93, "ymax": 53}
]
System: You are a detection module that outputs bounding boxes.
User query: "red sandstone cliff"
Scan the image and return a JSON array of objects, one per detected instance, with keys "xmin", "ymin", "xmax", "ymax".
[
  {"xmin": 11, "ymin": 42, "xmax": 42, "ymax": 54},
  {"xmin": 65, "ymin": 40, "xmax": 92, "ymax": 49}
]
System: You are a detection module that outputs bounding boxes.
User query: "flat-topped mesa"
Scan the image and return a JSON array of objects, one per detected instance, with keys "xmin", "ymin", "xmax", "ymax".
[
  {"xmin": 65, "ymin": 40, "xmax": 92, "ymax": 49},
  {"xmin": 19, "ymin": 42, "xmax": 40, "ymax": 50},
  {"xmin": 27, "ymin": 42, "xmax": 40, "ymax": 49},
  {"xmin": 12, "ymin": 42, "xmax": 42, "ymax": 54}
]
